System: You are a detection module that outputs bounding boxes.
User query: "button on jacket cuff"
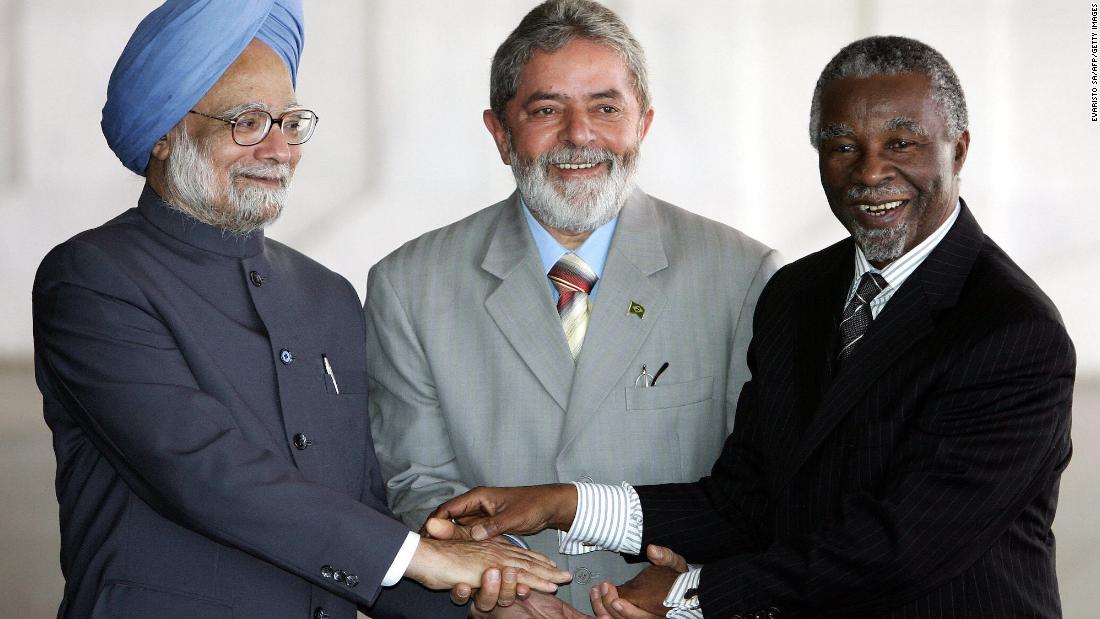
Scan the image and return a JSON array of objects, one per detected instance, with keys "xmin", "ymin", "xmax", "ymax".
[
  {"xmin": 664, "ymin": 567, "xmax": 703, "ymax": 618},
  {"xmin": 558, "ymin": 481, "xmax": 642, "ymax": 556},
  {"xmin": 382, "ymin": 531, "xmax": 421, "ymax": 586}
]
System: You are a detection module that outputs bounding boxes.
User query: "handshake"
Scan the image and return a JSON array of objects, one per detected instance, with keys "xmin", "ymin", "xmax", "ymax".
[{"xmin": 410, "ymin": 484, "xmax": 688, "ymax": 619}]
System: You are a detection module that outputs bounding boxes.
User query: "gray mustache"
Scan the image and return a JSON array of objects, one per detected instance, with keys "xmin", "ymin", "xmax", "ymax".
[
  {"xmin": 542, "ymin": 147, "xmax": 615, "ymax": 166},
  {"xmin": 846, "ymin": 185, "xmax": 904, "ymax": 202}
]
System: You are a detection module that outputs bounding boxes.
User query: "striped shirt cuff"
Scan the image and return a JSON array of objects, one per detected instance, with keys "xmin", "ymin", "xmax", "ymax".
[
  {"xmin": 663, "ymin": 567, "xmax": 703, "ymax": 618},
  {"xmin": 558, "ymin": 481, "xmax": 643, "ymax": 555}
]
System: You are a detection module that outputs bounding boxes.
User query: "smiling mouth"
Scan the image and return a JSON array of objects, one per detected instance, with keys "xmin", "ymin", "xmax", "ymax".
[
  {"xmin": 241, "ymin": 174, "xmax": 283, "ymax": 186},
  {"xmin": 554, "ymin": 162, "xmax": 602, "ymax": 171},
  {"xmin": 856, "ymin": 200, "xmax": 906, "ymax": 216}
]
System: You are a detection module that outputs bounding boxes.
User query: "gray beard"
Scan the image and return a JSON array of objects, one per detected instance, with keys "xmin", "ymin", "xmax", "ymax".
[
  {"xmin": 844, "ymin": 184, "xmax": 915, "ymax": 263},
  {"xmin": 851, "ymin": 220, "xmax": 913, "ymax": 263},
  {"xmin": 162, "ymin": 128, "xmax": 292, "ymax": 235},
  {"xmin": 510, "ymin": 143, "xmax": 638, "ymax": 234}
]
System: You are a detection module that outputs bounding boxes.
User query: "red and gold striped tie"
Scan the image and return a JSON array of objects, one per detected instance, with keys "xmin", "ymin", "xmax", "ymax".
[{"xmin": 548, "ymin": 253, "xmax": 598, "ymax": 359}]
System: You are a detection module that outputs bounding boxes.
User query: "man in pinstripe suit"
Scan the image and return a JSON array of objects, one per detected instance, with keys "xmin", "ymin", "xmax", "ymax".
[{"xmin": 431, "ymin": 36, "xmax": 1076, "ymax": 618}]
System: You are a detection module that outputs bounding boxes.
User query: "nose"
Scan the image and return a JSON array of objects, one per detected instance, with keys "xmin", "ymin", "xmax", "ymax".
[
  {"xmin": 252, "ymin": 124, "xmax": 293, "ymax": 164},
  {"xmin": 559, "ymin": 109, "xmax": 595, "ymax": 147},
  {"xmin": 852, "ymin": 148, "xmax": 894, "ymax": 187}
]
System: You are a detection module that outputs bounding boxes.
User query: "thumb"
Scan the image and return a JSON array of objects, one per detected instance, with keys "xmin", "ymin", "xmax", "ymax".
[
  {"xmin": 424, "ymin": 517, "xmax": 472, "ymax": 540},
  {"xmin": 471, "ymin": 522, "xmax": 495, "ymax": 541},
  {"xmin": 646, "ymin": 544, "xmax": 688, "ymax": 572}
]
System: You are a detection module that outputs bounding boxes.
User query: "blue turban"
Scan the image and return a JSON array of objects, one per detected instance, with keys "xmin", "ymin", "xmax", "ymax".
[{"xmin": 102, "ymin": 0, "xmax": 304, "ymax": 176}]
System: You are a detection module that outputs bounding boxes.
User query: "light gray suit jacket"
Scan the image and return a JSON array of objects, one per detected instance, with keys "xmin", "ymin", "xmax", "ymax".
[{"xmin": 365, "ymin": 189, "xmax": 780, "ymax": 609}]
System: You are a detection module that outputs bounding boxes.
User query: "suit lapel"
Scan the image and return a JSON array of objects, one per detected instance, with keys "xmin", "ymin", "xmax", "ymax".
[
  {"xmin": 483, "ymin": 194, "xmax": 575, "ymax": 411},
  {"xmin": 559, "ymin": 190, "xmax": 669, "ymax": 452},
  {"xmin": 777, "ymin": 202, "xmax": 984, "ymax": 487},
  {"xmin": 793, "ymin": 242, "xmax": 852, "ymax": 407}
]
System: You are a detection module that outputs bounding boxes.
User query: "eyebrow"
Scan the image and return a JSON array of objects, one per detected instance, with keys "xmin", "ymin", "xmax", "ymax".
[
  {"xmin": 883, "ymin": 116, "xmax": 928, "ymax": 135},
  {"xmin": 819, "ymin": 124, "xmax": 854, "ymax": 142},
  {"xmin": 215, "ymin": 101, "xmax": 303, "ymax": 117},
  {"xmin": 520, "ymin": 89, "xmax": 626, "ymax": 108}
]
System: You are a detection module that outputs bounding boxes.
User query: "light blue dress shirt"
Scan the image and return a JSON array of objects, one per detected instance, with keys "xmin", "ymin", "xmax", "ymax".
[{"xmin": 521, "ymin": 199, "xmax": 618, "ymax": 301}]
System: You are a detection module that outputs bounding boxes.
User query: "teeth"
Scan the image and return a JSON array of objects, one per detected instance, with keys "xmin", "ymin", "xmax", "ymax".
[
  {"xmin": 858, "ymin": 200, "xmax": 903, "ymax": 215},
  {"xmin": 555, "ymin": 162, "xmax": 599, "ymax": 170}
]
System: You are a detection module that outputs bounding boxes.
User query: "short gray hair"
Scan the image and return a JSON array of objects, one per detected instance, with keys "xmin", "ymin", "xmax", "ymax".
[
  {"xmin": 490, "ymin": 0, "xmax": 650, "ymax": 121},
  {"xmin": 809, "ymin": 36, "xmax": 968, "ymax": 149}
]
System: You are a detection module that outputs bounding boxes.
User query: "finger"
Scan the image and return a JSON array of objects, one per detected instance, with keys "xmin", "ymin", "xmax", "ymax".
[
  {"xmin": 608, "ymin": 596, "xmax": 659, "ymax": 619},
  {"xmin": 646, "ymin": 544, "xmax": 688, "ymax": 573},
  {"xmin": 590, "ymin": 585, "xmax": 611, "ymax": 615},
  {"xmin": 512, "ymin": 568, "xmax": 564, "ymax": 594},
  {"xmin": 508, "ymin": 557, "xmax": 572, "ymax": 585},
  {"xmin": 496, "ymin": 567, "xmax": 518, "ymax": 607},
  {"xmin": 488, "ymin": 543, "xmax": 561, "ymax": 571},
  {"xmin": 431, "ymin": 492, "xmax": 492, "ymax": 521},
  {"xmin": 512, "ymin": 546, "xmax": 559, "ymax": 569},
  {"xmin": 473, "ymin": 568, "xmax": 502, "ymax": 612},
  {"xmin": 450, "ymin": 582, "xmax": 472, "ymax": 606},
  {"xmin": 515, "ymin": 582, "xmax": 530, "ymax": 600},
  {"xmin": 424, "ymin": 517, "xmax": 474, "ymax": 541},
  {"xmin": 596, "ymin": 582, "xmax": 628, "ymax": 619},
  {"xmin": 471, "ymin": 521, "xmax": 499, "ymax": 541}
]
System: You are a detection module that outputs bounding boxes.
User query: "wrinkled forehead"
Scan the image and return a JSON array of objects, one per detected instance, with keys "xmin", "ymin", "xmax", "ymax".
[{"xmin": 820, "ymin": 73, "xmax": 944, "ymax": 134}]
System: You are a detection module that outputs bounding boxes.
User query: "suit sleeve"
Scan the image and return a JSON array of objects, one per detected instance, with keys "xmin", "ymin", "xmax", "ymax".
[
  {"xmin": 32, "ymin": 240, "xmax": 460, "ymax": 615},
  {"xmin": 638, "ymin": 317, "xmax": 1074, "ymax": 616},
  {"xmin": 365, "ymin": 262, "xmax": 471, "ymax": 529}
]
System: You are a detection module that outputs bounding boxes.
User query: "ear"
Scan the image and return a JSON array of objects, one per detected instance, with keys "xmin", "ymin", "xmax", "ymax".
[
  {"xmin": 150, "ymin": 134, "xmax": 172, "ymax": 162},
  {"xmin": 483, "ymin": 109, "xmax": 512, "ymax": 166},
  {"xmin": 952, "ymin": 129, "xmax": 970, "ymax": 175},
  {"xmin": 637, "ymin": 107, "xmax": 655, "ymax": 142}
]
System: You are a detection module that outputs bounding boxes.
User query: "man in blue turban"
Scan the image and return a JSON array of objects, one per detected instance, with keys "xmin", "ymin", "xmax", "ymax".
[{"xmin": 33, "ymin": 2, "xmax": 569, "ymax": 617}]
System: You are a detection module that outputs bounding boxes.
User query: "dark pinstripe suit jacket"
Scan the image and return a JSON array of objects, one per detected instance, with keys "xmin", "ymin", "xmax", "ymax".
[{"xmin": 634, "ymin": 202, "xmax": 1075, "ymax": 618}]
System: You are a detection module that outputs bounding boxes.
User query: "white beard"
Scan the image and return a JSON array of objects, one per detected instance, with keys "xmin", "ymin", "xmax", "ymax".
[
  {"xmin": 511, "ymin": 143, "xmax": 639, "ymax": 234},
  {"xmin": 162, "ymin": 128, "xmax": 292, "ymax": 234}
]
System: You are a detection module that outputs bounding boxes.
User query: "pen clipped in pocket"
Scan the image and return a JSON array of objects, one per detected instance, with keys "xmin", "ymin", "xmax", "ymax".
[{"xmin": 319, "ymin": 354, "xmax": 367, "ymax": 395}]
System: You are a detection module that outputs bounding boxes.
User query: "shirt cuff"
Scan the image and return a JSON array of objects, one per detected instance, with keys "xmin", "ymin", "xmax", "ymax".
[
  {"xmin": 383, "ymin": 531, "xmax": 421, "ymax": 586},
  {"xmin": 663, "ymin": 567, "xmax": 703, "ymax": 618},
  {"xmin": 558, "ymin": 481, "xmax": 642, "ymax": 555}
]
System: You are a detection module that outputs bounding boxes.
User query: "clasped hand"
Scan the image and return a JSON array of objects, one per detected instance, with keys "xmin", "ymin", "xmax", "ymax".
[
  {"xmin": 425, "ymin": 485, "xmax": 691, "ymax": 617},
  {"xmin": 405, "ymin": 516, "xmax": 572, "ymax": 610}
]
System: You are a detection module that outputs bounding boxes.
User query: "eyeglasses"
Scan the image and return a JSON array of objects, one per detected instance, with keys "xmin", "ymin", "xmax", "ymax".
[{"xmin": 188, "ymin": 108, "xmax": 319, "ymax": 146}]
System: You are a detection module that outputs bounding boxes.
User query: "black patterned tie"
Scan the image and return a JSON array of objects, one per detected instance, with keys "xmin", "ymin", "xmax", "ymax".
[{"xmin": 838, "ymin": 272, "xmax": 888, "ymax": 361}]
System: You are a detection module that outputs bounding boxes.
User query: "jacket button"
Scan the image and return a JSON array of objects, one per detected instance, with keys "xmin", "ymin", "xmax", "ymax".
[
  {"xmin": 574, "ymin": 566, "xmax": 591, "ymax": 585},
  {"xmin": 313, "ymin": 608, "xmax": 329, "ymax": 619},
  {"xmin": 334, "ymin": 569, "xmax": 347, "ymax": 583},
  {"xmin": 249, "ymin": 270, "xmax": 264, "ymax": 287},
  {"xmin": 280, "ymin": 349, "xmax": 294, "ymax": 365},
  {"xmin": 320, "ymin": 565, "xmax": 334, "ymax": 578},
  {"xmin": 345, "ymin": 573, "xmax": 359, "ymax": 587},
  {"xmin": 293, "ymin": 433, "xmax": 312, "ymax": 450}
]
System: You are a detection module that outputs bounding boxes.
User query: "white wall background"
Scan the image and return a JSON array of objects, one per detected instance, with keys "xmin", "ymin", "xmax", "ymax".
[
  {"xmin": 1, "ymin": 1, "xmax": 1098, "ymax": 616},
  {"xmin": 1, "ymin": 0, "xmax": 1097, "ymax": 371}
]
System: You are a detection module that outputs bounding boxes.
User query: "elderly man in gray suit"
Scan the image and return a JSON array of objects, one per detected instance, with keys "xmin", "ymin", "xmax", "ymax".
[{"xmin": 365, "ymin": 0, "xmax": 780, "ymax": 615}]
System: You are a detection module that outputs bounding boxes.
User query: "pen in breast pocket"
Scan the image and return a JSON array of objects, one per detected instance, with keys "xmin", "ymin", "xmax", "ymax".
[
  {"xmin": 322, "ymin": 354, "xmax": 340, "ymax": 394},
  {"xmin": 650, "ymin": 361, "xmax": 670, "ymax": 386}
]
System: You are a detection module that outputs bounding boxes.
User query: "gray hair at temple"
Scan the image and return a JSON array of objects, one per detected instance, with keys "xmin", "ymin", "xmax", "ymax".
[
  {"xmin": 809, "ymin": 36, "xmax": 968, "ymax": 149},
  {"xmin": 489, "ymin": 0, "xmax": 651, "ymax": 122}
]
